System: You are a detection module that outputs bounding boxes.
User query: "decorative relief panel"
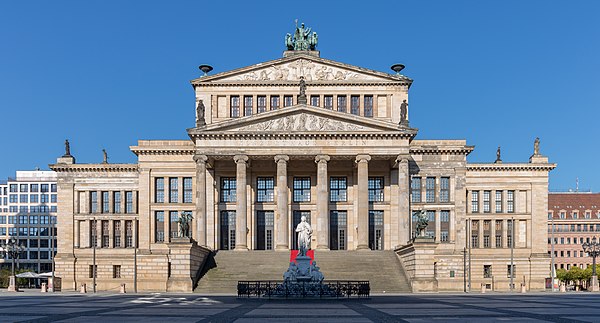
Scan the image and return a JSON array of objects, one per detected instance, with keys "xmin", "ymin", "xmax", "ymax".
[{"xmin": 233, "ymin": 113, "xmax": 367, "ymax": 132}]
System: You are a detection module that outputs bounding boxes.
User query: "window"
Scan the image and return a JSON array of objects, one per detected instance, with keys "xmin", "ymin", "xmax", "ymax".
[
  {"xmin": 411, "ymin": 177, "xmax": 421, "ymax": 203},
  {"xmin": 183, "ymin": 177, "xmax": 193, "ymax": 203},
  {"xmin": 155, "ymin": 178, "xmax": 164, "ymax": 203},
  {"xmin": 244, "ymin": 95, "xmax": 253, "ymax": 116},
  {"xmin": 220, "ymin": 178, "xmax": 236, "ymax": 202},
  {"xmin": 20, "ymin": 184, "xmax": 28, "ymax": 192},
  {"xmin": 368, "ymin": 177, "xmax": 384, "ymax": 202},
  {"xmin": 293, "ymin": 177, "xmax": 311, "ymax": 202},
  {"xmin": 102, "ymin": 191, "xmax": 109, "ymax": 213},
  {"xmin": 51, "ymin": 184, "xmax": 57, "ymax": 192},
  {"xmin": 350, "ymin": 95, "xmax": 360, "ymax": 115},
  {"xmin": 364, "ymin": 95, "xmax": 373, "ymax": 117},
  {"xmin": 169, "ymin": 178, "xmax": 178, "ymax": 203},
  {"xmin": 507, "ymin": 265, "xmax": 516, "ymax": 278},
  {"xmin": 337, "ymin": 95, "xmax": 347, "ymax": 112},
  {"xmin": 113, "ymin": 265, "xmax": 121, "ymax": 278},
  {"xmin": 330, "ymin": 177, "xmax": 347, "ymax": 202},
  {"xmin": 113, "ymin": 191, "xmax": 121, "ymax": 214},
  {"xmin": 170, "ymin": 211, "xmax": 179, "ymax": 238},
  {"xmin": 495, "ymin": 191, "xmax": 503, "ymax": 213},
  {"xmin": 30, "ymin": 184, "xmax": 38, "ymax": 192},
  {"xmin": 471, "ymin": 191, "xmax": 479, "ymax": 213},
  {"xmin": 114, "ymin": 221, "xmax": 121, "ymax": 248},
  {"xmin": 230, "ymin": 96, "xmax": 240, "ymax": 117},
  {"xmin": 20, "ymin": 194, "xmax": 27, "ymax": 203},
  {"xmin": 90, "ymin": 191, "xmax": 98, "ymax": 213},
  {"xmin": 41, "ymin": 184, "xmax": 49, "ymax": 193},
  {"xmin": 507, "ymin": 190, "xmax": 515, "ymax": 213},
  {"xmin": 270, "ymin": 96, "xmax": 280, "ymax": 110},
  {"xmin": 425, "ymin": 177, "xmax": 435, "ymax": 203},
  {"xmin": 125, "ymin": 191, "xmax": 134, "ymax": 213},
  {"xmin": 284, "ymin": 95, "xmax": 293, "ymax": 107},
  {"xmin": 257, "ymin": 177, "xmax": 274, "ymax": 202},
  {"xmin": 89, "ymin": 265, "xmax": 97, "ymax": 279},
  {"xmin": 484, "ymin": 265, "xmax": 492, "ymax": 278},
  {"xmin": 440, "ymin": 177, "xmax": 450, "ymax": 202},
  {"xmin": 155, "ymin": 211, "xmax": 164, "ymax": 242},
  {"xmin": 324, "ymin": 95, "xmax": 333, "ymax": 109},
  {"xmin": 257, "ymin": 95, "xmax": 267, "ymax": 113},
  {"xmin": 310, "ymin": 95, "xmax": 320, "ymax": 107},
  {"xmin": 483, "ymin": 191, "xmax": 491, "ymax": 213}
]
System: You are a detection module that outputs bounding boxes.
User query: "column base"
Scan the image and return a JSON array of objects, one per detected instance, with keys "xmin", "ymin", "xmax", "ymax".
[{"xmin": 356, "ymin": 245, "xmax": 370, "ymax": 250}]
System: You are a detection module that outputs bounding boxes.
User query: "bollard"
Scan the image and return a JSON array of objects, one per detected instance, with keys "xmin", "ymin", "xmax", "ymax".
[
  {"xmin": 480, "ymin": 283, "xmax": 486, "ymax": 294},
  {"xmin": 120, "ymin": 283, "xmax": 126, "ymax": 294},
  {"xmin": 41, "ymin": 283, "xmax": 47, "ymax": 293},
  {"xmin": 80, "ymin": 283, "xmax": 87, "ymax": 293},
  {"xmin": 520, "ymin": 283, "xmax": 527, "ymax": 293}
]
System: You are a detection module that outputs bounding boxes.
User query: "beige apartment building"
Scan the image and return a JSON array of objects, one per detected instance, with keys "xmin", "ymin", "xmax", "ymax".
[{"xmin": 49, "ymin": 28, "xmax": 555, "ymax": 292}]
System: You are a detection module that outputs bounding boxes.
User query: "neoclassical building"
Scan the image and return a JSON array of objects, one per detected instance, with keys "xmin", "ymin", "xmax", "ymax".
[{"xmin": 50, "ymin": 28, "xmax": 555, "ymax": 292}]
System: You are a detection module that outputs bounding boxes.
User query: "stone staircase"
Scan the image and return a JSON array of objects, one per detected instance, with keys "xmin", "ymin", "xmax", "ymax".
[{"xmin": 195, "ymin": 250, "xmax": 411, "ymax": 294}]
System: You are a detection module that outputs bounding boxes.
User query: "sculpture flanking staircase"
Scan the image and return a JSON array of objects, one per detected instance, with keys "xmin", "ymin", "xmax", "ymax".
[{"xmin": 195, "ymin": 250, "xmax": 410, "ymax": 294}]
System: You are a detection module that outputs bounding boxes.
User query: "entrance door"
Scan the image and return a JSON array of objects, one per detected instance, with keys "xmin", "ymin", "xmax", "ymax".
[
  {"xmin": 369, "ymin": 210, "xmax": 384, "ymax": 250},
  {"xmin": 256, "ymin": 211, "xmax": 274, "ymax": 250},
  {"xmin": 219, "ymin": 211, "xmax": 236, "ymax": 250},
  {"xmin": 292, "ymin": 210, "xmax": 311, "ymax": 250},
  {"xmin": 330, "ymin": 211, "xmax": 347, "ymax": 250}
]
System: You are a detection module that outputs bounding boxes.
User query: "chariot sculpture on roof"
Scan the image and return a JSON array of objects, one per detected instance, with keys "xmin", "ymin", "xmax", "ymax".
[{"xmin": 286, "ymin": 20, "xmax": 318, "ymax": 51}]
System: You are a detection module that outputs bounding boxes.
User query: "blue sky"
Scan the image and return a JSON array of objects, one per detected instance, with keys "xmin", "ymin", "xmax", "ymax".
[{"xmin": 1, "ymin": 1, "xmax": 598, "ymax": 191}]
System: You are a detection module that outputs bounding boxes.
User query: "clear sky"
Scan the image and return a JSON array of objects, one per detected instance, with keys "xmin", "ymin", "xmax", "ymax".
[{"xmin": 1, "ymin": 1, "xmax": 598, "ymax": 191}]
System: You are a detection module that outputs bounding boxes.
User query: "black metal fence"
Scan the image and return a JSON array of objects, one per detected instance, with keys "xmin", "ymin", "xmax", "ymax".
[{"xmin": 237, "ymin": 280, "xmax": 370, "ymax": 298}]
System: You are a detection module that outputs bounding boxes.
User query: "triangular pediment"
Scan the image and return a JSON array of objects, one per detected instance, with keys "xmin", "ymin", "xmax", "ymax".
[
  {"xmin": 189, "ymin": 105, "xmax": 417, "ymax": 135},
  {"xmin": 191, "ymin": 53, "xmax": 411, "ymax": 84}
]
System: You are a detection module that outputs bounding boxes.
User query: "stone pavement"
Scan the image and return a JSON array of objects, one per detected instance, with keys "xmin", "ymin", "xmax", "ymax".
[{"xmin": 0, "ymin": 291, "xmax": 599, "ymax": 322}]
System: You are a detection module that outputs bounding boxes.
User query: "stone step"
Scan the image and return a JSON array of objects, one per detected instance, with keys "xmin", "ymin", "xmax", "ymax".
[{"xmin": 195, "ymin": 250, "xmax": 411, "ymax": 294}]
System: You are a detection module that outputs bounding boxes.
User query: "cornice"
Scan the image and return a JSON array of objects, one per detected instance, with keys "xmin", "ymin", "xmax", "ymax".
[
  {"xmin": 49, "ymin": 163, "xmax": 138, "ymax": 173},
  {"xmin": 467, "ymin": 163, "xmax": 557, "ymax": 172}
]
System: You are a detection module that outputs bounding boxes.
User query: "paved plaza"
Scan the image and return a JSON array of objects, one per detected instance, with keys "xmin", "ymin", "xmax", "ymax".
[{"xmin": 0, "ymin": 292, "xmax": 599, "ymax": 322}]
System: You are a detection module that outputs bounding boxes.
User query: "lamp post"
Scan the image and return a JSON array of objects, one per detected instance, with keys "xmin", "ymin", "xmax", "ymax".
[
  {"xmin": 582, "ymin": 236, "xmax": 600, "ymax": 292},
  {"xmin": 0, "ymin": 237, "xmax": 25, "ymax": 292}
]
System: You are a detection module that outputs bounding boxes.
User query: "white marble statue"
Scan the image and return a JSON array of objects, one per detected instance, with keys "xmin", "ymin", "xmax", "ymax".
[{"xmin": 295, "ymin": 216, "xmax": 312, "ymax": 255}]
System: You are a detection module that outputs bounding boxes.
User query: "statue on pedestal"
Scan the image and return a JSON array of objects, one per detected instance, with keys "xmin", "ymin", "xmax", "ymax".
[{"xmin": 295, "ymin": 215, "xmax": 312, "ymax": 256}]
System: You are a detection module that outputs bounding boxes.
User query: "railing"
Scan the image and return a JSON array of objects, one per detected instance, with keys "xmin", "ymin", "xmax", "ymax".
[{"xmin": 237, "ymin": 280, "xmax": 370, "ymax": 299}]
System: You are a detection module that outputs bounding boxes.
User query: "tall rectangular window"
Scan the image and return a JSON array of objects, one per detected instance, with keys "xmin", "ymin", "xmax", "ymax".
[
  {"xmin": 155, "ymin": 178, "xmax": 164, "ymax": 203},
  {"xmin": 257, "ymin": 95, "xmax": 267, "ymax": 113},
  {"xmin": 471, "ymin": 191, "xmax": 479, "ymax": 213},
  {"xmin": 293, "ymin": 177, "xmax": 311, "ymax": 202},
  {"xmin": 440, "ymin": 210, "xmax": 450, "ymax": 242},
  {"xmin": 114, "ymin": 220, "xmax": 121, "ymax": 248},
  {"xmin": 364, "ymin": 95, "xmax": 373, "ymax": 117},
  {"xmin": 125, "ymin": 191, "xmax": 133, "ymax": 214},
  {"xmin": 483, "ymin": 191, "xmax": 491, "ymax": 213},
  {"xmin": 329, "ymin": 177, "xmax": 347, "ymax": 202},
  {"xmin": 270, "ymin": 96, "xmax": 280, "ymax": 110},
  {"xmin": 220, "ymin": 178, "xmax": 236, "ymax": 202},
  {"xmin": 155, "ymin": 211, "xmax": 164, "ymax": 242},
  {"xmin": 244, "ymin": 95, "xmax": 253, "ymax": 116},
  {"xmin": 310, "ymin": 95, "xmax": 320, "ymax": 107},
  {"xmin": 183, "ymin": 177, "xmax": 193, "ymax": 203},
  {"xmin": 368, "ymin": 177, "xmax": 384, "ymax": 202},
  {"xmin": 257, "ymin": 177, "xmax": 274, "ymax": 202},
  {"xmin": 425, "ymin": 177, "xmax": 436, "ymax": 203},
  {"xmin": 102, "ymin": 191, "xmax": 109, "ymax": 213},
  {"xmin": 230, "ymin": 96, "xmax": 240, "ymax": 117},
  {"xmin": 169, "ymin": 178, "xmax": 178, "ymax": 203},
  {"xmin": 337, "ymin": 95, "xmax": 347, "ymax": 112},
  {"xmin": 284, "ymin": 95, "xmax": 293, "ymax": 107},
  {"xmin": 350, "ymin": 95, "xmax": 360, "ymax": 115},
  {"xmin": 440, "ymin": 177, "xmax": 450, "ymax": 202},
  {"xmin": 90, "ymin": 191, "xmax": 98, "ymax": 214},
  {"xmin": 170, "ymin": 211, "xmax": 179, "ymax": 239},
  {"xmin": 113, "ymin": 191, "xmax": 121, "ymax": 214},
  {"xmin": 495, "ymin": 190, "xmax": 503, "ymax": 213},
  {"xmin": 411, "ymin": 177, "xmax": 421, "ymax": 202},
  {"xmin": 507, "ymin": 190, "xmax": 515, "ymax": 213},
  {"xmin": 324, "ymin": 95, "xmax": 333, "ymax": 109}
]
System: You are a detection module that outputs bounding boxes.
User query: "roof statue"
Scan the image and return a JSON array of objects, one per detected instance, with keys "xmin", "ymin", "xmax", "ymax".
[{"xmin": 285, "ymin": 20, "xmax": 318, "ymax": 51}]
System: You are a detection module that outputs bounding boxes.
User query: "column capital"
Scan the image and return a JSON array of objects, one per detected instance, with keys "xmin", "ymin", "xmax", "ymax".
[
  {"xmin": 193, "ymin": 154, "xmax": 208, "ymax": 164},
  {"xmin": 274, "ymin": 155, "xmax": 289, "ymax": 164},
  {"xmin": 315, "ymin": 154, "xmax": 330, "ymax": 164},
  {"xmin": 233, "ymin": 154, "xmax": 249, "ymax": 164},
  {"xmin": 355, "ymin": 154, "xmax": 371, "ymax": 164}
]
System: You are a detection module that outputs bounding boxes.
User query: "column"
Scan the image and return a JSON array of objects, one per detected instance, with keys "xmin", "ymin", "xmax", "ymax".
[
  {"xmin": 194, "ymin": 154, "xmax": 208, "ymax": 246},
  {"xmin": 396, "ymin": 155, "xmax": 410, "ymax": 246},
  {"xmin": 356, "ymin": 154, "xmax": 371, "ymax": 250},
  {"xmin": 275, "ymin": 155, "xmax": 289, "ymax": 250},
  {"xmin": 234, "ymin": 155, "xmax": 249, "ymax": 250},
  {"xmin": 315, "ymin": 155, "xmax": 330, "ymax": 250}
]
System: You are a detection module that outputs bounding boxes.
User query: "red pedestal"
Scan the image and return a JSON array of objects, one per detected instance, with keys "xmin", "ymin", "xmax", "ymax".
[{"xmin": 290, "ymin": 250, "xmax": 314, "ymax": 264}]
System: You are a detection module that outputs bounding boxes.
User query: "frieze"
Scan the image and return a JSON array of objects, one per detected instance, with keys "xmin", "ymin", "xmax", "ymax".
[{"xmin": 234, "ymin": 113, "xmax": 366, "ymax": 132}]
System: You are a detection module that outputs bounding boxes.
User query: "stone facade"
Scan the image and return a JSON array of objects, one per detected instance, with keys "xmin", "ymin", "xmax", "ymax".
[{"xmin": 49, "ymin": 47, "xmax": 555, "ymax": 292}]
